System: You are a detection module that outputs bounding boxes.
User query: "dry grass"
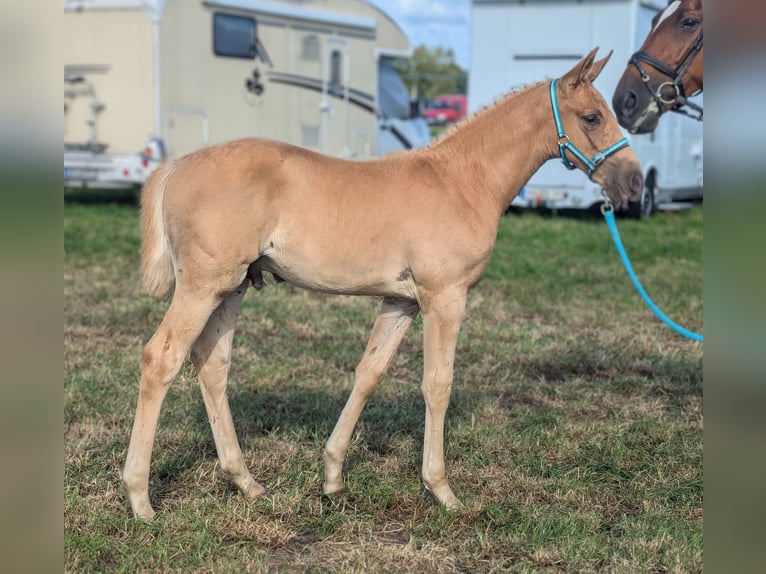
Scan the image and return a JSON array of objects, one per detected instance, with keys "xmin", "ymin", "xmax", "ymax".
[{"xmin": 65, "ymin": 197, "xmax": 702, "ymax": 572}]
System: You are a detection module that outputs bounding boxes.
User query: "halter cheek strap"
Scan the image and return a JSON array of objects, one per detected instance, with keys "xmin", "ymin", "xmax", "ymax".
[{"xmin": 549, "ymin": 79, "xmax": 630, "ymax": 178}]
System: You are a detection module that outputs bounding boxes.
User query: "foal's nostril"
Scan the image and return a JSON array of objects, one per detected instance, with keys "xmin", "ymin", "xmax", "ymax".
[{"xmin": 630, "ymin": 172, "xmax": 643, "ymax": 198}]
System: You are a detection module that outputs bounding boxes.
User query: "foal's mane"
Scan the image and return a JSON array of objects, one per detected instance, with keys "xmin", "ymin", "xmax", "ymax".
[{"xmin": 426, "ymin": 80, "xmax": 546, "ymax": 149}]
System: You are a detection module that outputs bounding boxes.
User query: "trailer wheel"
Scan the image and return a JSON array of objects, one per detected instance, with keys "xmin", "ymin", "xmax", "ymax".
[{"xmin": 627, "ymin": 172, "xmax": 656, "ymax": 219}]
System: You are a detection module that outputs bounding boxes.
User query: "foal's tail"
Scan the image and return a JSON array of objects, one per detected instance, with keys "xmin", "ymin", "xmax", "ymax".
[{"xmin": 140, "ymin": 163, "xmax": 176, "ymax": 299}]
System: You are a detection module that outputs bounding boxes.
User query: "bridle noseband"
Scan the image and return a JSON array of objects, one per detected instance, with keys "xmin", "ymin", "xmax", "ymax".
[
  {"xmin": 629, "ymin": 28, "xmax": 703, "ymax": 121},
  {"xmin": 549, "ymin": 79, "xmax": 630, "ymax": 179}
]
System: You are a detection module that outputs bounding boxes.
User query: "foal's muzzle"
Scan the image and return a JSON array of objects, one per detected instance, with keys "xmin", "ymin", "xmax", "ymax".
[{"xmin": 600, "ymin": 164, "xmax": 643, "ymax": 209}]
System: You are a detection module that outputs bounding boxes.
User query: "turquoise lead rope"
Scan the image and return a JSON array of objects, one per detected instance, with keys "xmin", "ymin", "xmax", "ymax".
[{"xmin": 601, "ymin": 201, "xmax": 703, "ymax": 342}]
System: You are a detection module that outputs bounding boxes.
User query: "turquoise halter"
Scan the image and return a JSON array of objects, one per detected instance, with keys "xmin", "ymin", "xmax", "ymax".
[{"xmin": 549, "ymin": 79, "xmax": 630, "ymax": 178}]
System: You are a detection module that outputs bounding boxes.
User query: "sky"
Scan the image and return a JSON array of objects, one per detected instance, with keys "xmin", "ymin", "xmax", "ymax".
[{"xmin": 364, "ymin": 0, "xmax": 471, "ymax": 69}]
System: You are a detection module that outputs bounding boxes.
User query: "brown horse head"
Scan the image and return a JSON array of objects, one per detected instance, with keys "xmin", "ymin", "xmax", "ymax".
[
  {"xmin": 554, "ymin": 49, "xmax": 643, "ymax": 207},
  {"xmin": 612, "ymin": 0, "xmax": 703, "ymax": 134}
]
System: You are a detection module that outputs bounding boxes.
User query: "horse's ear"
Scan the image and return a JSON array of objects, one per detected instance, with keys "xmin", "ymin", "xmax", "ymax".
[
  {"xmin": 587, "ymin": 50, "xmax": 613, "ymax": 82},
  {"xmin": 561, "ymin": 47, "xmax": 600, "ymax": 91}
]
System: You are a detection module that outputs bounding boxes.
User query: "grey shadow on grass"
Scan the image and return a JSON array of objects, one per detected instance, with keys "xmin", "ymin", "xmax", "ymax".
[
  {"xmin": 144, "ymin": 346, "xmax": 700, "ymax": 512},
  {"xmin": 145, "ymin": 383, "xmax": 429, "ymax": 513}
]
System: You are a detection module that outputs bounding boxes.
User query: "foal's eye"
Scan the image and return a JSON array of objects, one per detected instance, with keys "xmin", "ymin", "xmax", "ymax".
[
  {"xmin": 582, "ymin": 114, "xmax": 600, "ymax": 128},
  {"xmin": 680, "ymin": 17, "xmax": 700, "ymax": 30}
]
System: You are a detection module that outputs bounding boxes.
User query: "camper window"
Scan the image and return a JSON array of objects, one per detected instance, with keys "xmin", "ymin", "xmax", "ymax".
[
  {"xmin": 213, "ymin": 13, "xmax": 257, "ymax": 59},
  {"xmin": 378, "ymin": 58, "xmax": 411, "ymax": 120},
  {"xmin": 302, "ymin": 35, "xmax": 320, "ymax": 61},
  {"xmin": 329, "ymin": 50, "xmax": 343, "ymax": 96}
]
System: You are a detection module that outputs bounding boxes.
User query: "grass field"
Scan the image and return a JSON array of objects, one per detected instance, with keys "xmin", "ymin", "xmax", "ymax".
[{"xmin": 64, "ymin": 194, "xmax": 702, "ymax": 573}]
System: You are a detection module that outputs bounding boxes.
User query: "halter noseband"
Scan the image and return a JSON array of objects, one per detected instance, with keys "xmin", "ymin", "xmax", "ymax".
[
  {"xmin": 549, "ymin": 79, "xmax": 630, "ymax": 178},
  {"xmin": 629, "ymin": 28, "xmax": 703, "ymax": 121}
]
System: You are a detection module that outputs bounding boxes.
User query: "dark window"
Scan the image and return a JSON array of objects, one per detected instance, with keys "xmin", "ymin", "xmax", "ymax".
[
  {"xmin": 329, "ymin": 50, "xmax": 342, "ymax": 95},
  {"xmin": 377, "ymin": 57, "xmax": 410, "ymax": 120},
  {"xmin": 213, "ymin": 13, "xmax": 256, "ymax": 59}
]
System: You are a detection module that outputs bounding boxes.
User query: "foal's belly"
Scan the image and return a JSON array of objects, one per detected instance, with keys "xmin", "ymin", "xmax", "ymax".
[{"xmin": 253, "ymin": 253, "xmax": 418, "ymax": 300}]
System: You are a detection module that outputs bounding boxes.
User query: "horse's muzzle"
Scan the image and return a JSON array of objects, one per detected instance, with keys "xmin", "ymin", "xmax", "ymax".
[{"xmin": 613, "ymin": 83, "xmax": 661, "ymax": 134}]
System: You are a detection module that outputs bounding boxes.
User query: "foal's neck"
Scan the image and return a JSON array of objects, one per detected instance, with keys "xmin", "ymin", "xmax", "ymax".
[{"xmin": 425, "ymin": 81, "xmax": 557, "ymax": 217}]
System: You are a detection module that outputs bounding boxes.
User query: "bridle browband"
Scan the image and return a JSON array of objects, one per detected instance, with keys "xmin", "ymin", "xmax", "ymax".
[
  {"xmin": 549, "ymin": 79, "xmax": 630, "ymax": 178},
  {"xmin": 629, "ymin": 27, "xmax": 703, "ymax": 121}
]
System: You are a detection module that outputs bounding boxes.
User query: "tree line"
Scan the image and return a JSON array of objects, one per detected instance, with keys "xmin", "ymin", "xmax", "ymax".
[{"xmin": 392, "ymin": 44, "xmax": 468, "ymax": 100}]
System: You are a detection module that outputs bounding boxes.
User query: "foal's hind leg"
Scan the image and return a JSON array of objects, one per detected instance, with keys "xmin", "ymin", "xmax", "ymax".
[
  {"xmin": 123, "ymin": 285, "xmax": 222, "ymax": 519},
  {"xmin": 191, "ymin": 283, "xmax": 266, "ymax": 501},
  {"xmin": 323, "ymin": 297, "xmax": 419, "ymax": 495}
]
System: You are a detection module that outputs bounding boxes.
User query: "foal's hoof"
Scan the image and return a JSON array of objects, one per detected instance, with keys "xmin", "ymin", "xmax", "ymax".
[
  {"xmin": 131, "ymin": 503, "xmax": 156, "ymax": 520},
  {"xmin": 424, "ymin": 483, "xmax": 463, "ymax": 511},
  {"xmin": 322, "ymin": 480, "xmax": 345, "ymax": 496},
  {"xmin": 126, "ymin": 491, "xmax": 157, "ymax": 520},
  {"xmin": 241, "ymin": 479, "xmax": 267, "ymax": 500},
  {"xmin": 443, "ymin": 496, "xmax": 464, "ymax": 511},
  {"xmin": 135, "ymin": 508, "xmax": 156, "ymax": 520}
]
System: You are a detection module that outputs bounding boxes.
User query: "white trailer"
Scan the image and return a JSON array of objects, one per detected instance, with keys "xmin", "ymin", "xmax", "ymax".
[
  {"xmin": 64, "ymin": 0, "xmax": 429, "ymax": 189},
  {"xmin": 469, "ymin": 0, "xmax": 703, "ymax": 216}
]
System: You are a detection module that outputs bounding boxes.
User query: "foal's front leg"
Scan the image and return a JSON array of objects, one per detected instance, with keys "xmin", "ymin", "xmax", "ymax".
[
  {"xmin": 323, "ymin": 297, "xmax": 418, "ymax": 495},
  {"xmin": 419, "ymin": 289, "xmax": 467, "ymax": 510}
]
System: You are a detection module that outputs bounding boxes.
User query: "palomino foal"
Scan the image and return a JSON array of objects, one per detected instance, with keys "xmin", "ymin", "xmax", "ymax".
[{"xmin": 123, "ymin": 49, "xmax": 642, "ymax": 518}]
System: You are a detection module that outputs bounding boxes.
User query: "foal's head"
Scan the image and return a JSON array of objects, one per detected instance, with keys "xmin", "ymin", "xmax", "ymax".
[
  {"xmin": 612, "ymin": 0, "xmax": 703, "ymax": 133},
  {"xmin": 552, "ymin": 49, "xmax": 643, "ymax": 208}
]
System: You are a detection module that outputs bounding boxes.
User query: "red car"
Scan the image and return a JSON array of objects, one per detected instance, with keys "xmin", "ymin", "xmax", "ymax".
[{"xmin": 423, "ymin": 94, "xmax": 468, "ymax": 125}]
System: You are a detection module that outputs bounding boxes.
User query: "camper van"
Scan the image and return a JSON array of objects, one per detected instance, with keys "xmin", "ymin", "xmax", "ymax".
[
  {"xmin": 64, "ymin": 0, "xmax": 430, "ymax": 189},
  {"xmin": 469, "ymin": 0, "xmax": 703, "ymax": 217}
]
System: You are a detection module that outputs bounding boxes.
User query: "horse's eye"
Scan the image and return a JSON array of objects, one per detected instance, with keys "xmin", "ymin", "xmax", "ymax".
[
  {"xmin": 582, "ymin": 114, "xmax": 600, "ymax": 128},
  {"xmin": 681, "ymin": 17, "xmax": 700, "ymax": 30}
]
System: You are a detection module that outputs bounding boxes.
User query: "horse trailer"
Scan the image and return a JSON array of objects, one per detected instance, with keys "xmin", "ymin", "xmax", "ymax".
[
  {"xmin": 64, "ymin": 0, "xmax": 430, "ymax": 189},
  {"xmin": 469, "ymin": 0, "xmax": 703, "ymax": 216}
]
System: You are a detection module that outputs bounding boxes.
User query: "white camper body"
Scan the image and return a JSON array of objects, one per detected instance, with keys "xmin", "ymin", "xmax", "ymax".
[
  {"xmin": 469, "ymin": 0, "xmax": 703, "ymax": 215},
  {"xmin": 64, "ymin": 0, "xmax": 429, "ymax": 188}
]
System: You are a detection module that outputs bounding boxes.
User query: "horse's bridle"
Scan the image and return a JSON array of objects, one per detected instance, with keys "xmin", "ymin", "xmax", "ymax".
[
  {"xmin": 549, "ymin": 79, "xmax": 630, "ymax": 179},
  {"xmin": 629, "ymin": 28, "xmax": 703, "ymax": 121}
]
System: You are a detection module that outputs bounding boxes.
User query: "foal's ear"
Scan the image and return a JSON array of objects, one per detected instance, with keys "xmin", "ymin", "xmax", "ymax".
[
  {"xmin": 561, "ymin": 47, "xmax": 600, "ymax": 91},
  {"xmin": 587, "ymin": 50, "xmax": 613, "ymax": 82}
]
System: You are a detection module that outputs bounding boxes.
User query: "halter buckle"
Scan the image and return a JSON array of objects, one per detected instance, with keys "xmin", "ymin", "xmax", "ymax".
[
  {"xmin": 592, "ymin": 153, "xmax": 606, "ymax": 167},
  {"xmin": 600, "ymin": 190, "xmax": 614, "ymax": 214}
]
